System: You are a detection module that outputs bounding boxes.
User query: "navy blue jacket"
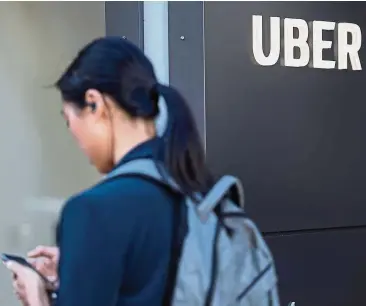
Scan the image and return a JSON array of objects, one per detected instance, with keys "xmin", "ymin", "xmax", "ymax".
[{"xmin": 55, "ymin": 138, "xmax": 183, "ymax": 306}]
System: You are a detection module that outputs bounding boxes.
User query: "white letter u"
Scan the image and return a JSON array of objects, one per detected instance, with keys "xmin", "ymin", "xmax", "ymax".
[{"xmin": 252, "ymin": 15, "xmax": 281, "ymax": 66}]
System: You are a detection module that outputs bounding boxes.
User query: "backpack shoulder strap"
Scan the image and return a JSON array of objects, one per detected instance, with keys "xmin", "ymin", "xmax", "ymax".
[
  {"xmin": 197, "ymin": 175, "xmax": 244, "ymax": 219},
  {"xmin": 103, "ymin": 158, "xmax": 181, "ymax": 192},
  {"xmin": 103, "ymin": 158, "xmax": 184, "ymax": 305}
]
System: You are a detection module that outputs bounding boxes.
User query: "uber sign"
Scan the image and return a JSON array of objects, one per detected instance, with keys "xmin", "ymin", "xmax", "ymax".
[{"xmin": 252, "ymin": 15, "xmax": 362, "ymax": 70}]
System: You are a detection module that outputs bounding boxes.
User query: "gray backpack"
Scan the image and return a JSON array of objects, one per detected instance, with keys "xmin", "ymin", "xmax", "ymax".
[{"xmin": 106, "ymin": 158, "xmax": 280, "ymax": 306}]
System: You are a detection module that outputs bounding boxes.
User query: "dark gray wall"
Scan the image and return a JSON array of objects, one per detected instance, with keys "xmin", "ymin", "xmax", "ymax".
[
  {"xmin": 204, "ymin": 1, "xmax": 366, "ymax": 233},
  {"xmin": 168, "ymin": 1, "xmax": 205, "ymax": 141},
  {"xmin": 105, "ymin": 1, "xmax": 144, "ymax": 48},
  {"xmin": 169, "ymin": 2, "xmax": 366, "ymax": 305}
]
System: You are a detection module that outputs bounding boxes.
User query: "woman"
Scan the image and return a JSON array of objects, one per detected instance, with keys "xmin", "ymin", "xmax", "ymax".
[{"xmin": 7, "ymin": 36, "xmax": 213, "ymax": 306}]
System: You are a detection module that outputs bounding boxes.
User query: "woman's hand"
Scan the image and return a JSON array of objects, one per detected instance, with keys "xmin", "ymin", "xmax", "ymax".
[
  {"xmin": 12, "ymin": 272, "xmax": 29, "ymax": 306},
  {"xmin": 7, "ymin": 261, "xmax": 50, "ymax": 306},
  {"xmin": 28, "ymin": 245, "xmax": 59, "ymax": 283},
  {"xmin": 13, "ymin": 246, "xmax": 59, "ymax": 306}
]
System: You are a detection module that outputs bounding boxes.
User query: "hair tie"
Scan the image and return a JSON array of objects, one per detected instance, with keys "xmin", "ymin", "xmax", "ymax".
[{"xmin": 153, "ymin": 83, "xmax": 168, "ymax": 137}]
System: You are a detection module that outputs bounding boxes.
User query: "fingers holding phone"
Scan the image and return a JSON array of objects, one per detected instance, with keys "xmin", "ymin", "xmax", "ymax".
[
  {"xmin": 12, "ymin": 273, "xmax": 29, "ymax": 306},
  {"xmin": 5, "ymin": 260, "xmax": 47, "ymax": 306},
  {"xmin": 28, "ymin": 245, "xmax": 59, "ymax": 280},
  {"xmin": 27, "ymin": 245, "xmax": 59, "ymax": 262}
]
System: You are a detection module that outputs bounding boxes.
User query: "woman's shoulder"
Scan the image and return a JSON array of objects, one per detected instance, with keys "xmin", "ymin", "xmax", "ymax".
[
  {"xmin": 56, "ymin": 175, "xmax": 177, "ymax": 247},
  {"xmin": 62, "ymin": 174, "xmax": 177, "ymax": 219}
]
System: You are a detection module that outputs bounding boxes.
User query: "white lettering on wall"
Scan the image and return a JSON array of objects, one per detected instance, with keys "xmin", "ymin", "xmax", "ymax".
[
  {"xmin": 311, "ymin": 20, "xmax": 336, "ymax": 69},
  {"xmin": 284, "ymin": 18, "xmax": 310, "ymax": 67},
  {"xmin": 252, "ymin": 15, "xmax": 281, "ymax": 66},
  {"xmin": 337, "ymin": 23, "xmax": 362, "ymax": 70},
  {"xmin": 252, "ymin": 15, "xmax": 362, "ymax": 70}
]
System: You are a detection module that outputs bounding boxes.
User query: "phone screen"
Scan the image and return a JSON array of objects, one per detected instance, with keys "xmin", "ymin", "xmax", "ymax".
[
  {"xmin": 1, "ymin": 253, "xmax": 51, "ymax": 285},
  {"xmin": 1, "ymin": 254, "xmax": 31, "ymax": 267}
]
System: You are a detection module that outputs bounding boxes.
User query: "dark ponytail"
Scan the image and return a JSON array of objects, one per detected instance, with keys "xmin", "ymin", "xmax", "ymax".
[
  {"xmin": 156, "ymin": 84, "xmax": 213, "ymax": 199},
  {"xmin": 55, "ymin": 37, "xmax": 213, "ymax": 198}
]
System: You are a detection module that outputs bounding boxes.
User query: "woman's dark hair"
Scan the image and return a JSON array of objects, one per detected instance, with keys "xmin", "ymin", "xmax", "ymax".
[{"xmin": 55, "ymin": 36, "xmax": 213, "ymax": 199}]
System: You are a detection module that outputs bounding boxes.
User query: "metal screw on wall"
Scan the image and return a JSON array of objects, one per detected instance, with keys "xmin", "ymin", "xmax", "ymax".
[{"xmin": 180, "ymin": 35, "xmax": 185, "ymax": 40}]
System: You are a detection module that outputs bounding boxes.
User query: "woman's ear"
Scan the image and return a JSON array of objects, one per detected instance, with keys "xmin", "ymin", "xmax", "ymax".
[{"xmin": 84, "ymin": 89, "xmax": 108, "ymax": 119}]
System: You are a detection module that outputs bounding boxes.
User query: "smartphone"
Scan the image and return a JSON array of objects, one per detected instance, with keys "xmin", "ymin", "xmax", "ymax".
[{"xmin": 1, "ymin": 253, "xmax": 51, "ymax": 285}]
